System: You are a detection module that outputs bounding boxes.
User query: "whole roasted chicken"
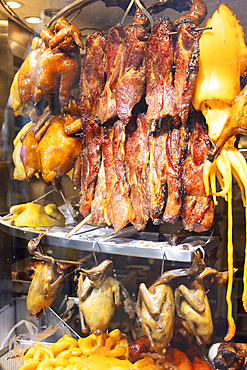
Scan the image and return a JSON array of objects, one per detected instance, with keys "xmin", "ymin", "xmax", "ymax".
[
  {"xmin": 77, "ymin": 260, "xmax": 122, "ymax": 335},
  {"xmin": 175, "ymin": 266, "xmax": 229, "ymax": 345},
  {"xmin": 26, "ymin": 232, "xmax": 64, "ymax": 319},
  {"xmin": 136, "ymin": 253, "xmax": 203, "ymax": 354},
  {"xmin": 11, "ymin": 17, "xmax": 83, "ymax": 118}
]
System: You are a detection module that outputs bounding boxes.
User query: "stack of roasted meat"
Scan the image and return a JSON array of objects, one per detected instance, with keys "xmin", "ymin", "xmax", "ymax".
[
  {"xmin": 11, "ymin": 0, "xmax": 216, "ymax": 234},
  {"xmin": 73, "ymin": 3, "xmax": 214, "ymax": 233}
]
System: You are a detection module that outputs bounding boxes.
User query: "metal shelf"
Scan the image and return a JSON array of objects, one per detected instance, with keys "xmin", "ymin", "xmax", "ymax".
[{"xmin": 0, "ymin": 217, "xmax": 220, "ymax": 262}]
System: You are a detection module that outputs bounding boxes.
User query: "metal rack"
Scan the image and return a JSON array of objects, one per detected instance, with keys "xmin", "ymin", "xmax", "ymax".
[{"xmin": 0, "ymin": 217, "xmax": 220, "ymax": 262}]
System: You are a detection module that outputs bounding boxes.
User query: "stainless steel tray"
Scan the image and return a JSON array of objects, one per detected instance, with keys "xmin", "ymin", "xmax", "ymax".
[{"xmin": 0, "ymin": 217, "xmax": 219, "ymax": 262}]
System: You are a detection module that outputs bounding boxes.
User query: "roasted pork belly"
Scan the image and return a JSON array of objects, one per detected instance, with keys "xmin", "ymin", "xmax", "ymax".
[
  {"xmin": 116, "ymin": 24, "xmax": 147, "ymax": 123},
  {"xmin": 182, "ymin": 111, "xmax": 214, "ymax": 232},
  {"xmin": 77, "ymin": 32, "xmax": 106, "ymax": 122},
  {"xmin": 96, "ymin": 25, "xmax": 126, "ymax": 124},
  {"xmin": 125, "ymin": 113, "xmax": 150, "ymax": 230},
  {"xmin": 145, "ymin": 18, "xmax": 175, "ymax": 122},
  {"xmin": 102, "ymin": 121, "xmax": 135, "ymax": 232},
  {"xmin": 79, "ymin": 119, "xmax": 102, "ymax": 218},
  {"xmin": 174, "ymin": 18, "xmax": 200, "ymax": 124}
]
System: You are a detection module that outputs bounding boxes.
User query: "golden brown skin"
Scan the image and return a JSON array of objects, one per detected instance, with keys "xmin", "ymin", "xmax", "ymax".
[
  {"xmin": 26, "ymin": 261, "xmax": 64, "ymax": 319},
  {"xmin": 138, "ymin": 282, "xmax": 175, "ymax": 354},
  {"xmin": 77, "ymin": 260, "xmax": 121, "ymax": 335},
  {"xmin": 16, "ymin": 18, "xmax": 83, "ymax": 111},
  {"xmin": 175, "ymin": 278, "xmax": 213, "ymax": 345},
  {"xmin": 26, "ymin": 231, "xmax": 64, "ymax": 319},
  {"xmin": 36, "ymin": 115, "xmax": 82, "ymax": 183}
]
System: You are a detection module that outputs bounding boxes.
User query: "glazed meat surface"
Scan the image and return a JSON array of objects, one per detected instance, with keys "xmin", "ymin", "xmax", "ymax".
[
  {"xmin": 125, "ymin": 113, "xmax": 150, "ymax": 230},
  {"xmin": 116, "ymin": 24, "xmax": 147, "ymax": 123},
  {"xmin": 174, "ymin": 19, "xmax": 200, "ymax": 124},
  {"xmin": 77, "ymin": 32, "xmax": 106, "ymax": 122},
  {"xmin": 145, "ymin": 18, "xmax": 175, "ymax": 122},
  {"xmin": 182, "ymin": 111, "xmax": 214, "ymax": 232}
]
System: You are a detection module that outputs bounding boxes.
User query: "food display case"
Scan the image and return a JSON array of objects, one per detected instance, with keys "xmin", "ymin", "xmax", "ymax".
[{"xmin": 0, "ymin": 0, "xmax": 247, "ymax": 369}]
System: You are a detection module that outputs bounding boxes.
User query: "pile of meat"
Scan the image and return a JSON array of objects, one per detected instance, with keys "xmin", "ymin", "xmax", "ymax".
[
  {"xmin": 74, "ymin": 2, "xmax": 214, "ymax": 233},
  {"xmin": 12, "ymin": 0, "xmax": 214, "ymax": 234}
]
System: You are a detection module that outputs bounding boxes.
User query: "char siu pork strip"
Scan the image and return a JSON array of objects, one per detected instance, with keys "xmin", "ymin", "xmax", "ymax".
[
  {"xmin": 77, "ymin": 32, "xmax": 106, "ymax": 123},
  {"xmin": 116, "ymin": 24, "xmax": 147, "ymax": 123},
  {"xmin": 91, "ymin": 159, "xmax": 108, "ymax": 225},
  {"xmin": 96, "ymin": 25, "xmax": 126, "ymax": 124},
  {"xmin": 147, "ymin": 119, "xmax": 169, "ymax": 224},
  {"xmin": 79, "ymin": 119, "xmax": 102, "ymax": 218},
  {"xmin": 182, "ymin": 111, "xmax": 214, "ymax": 232},
  {"xmin": 125, "ymin": 113, "xmax": 150, "ymax": 230},
  {"xmin": 162, "ymin": 119, "xmax": 187, "ymax": 224},
  {"xmin": 174, "ymin": 18, "xmax": 200, "ymax": 125},
  {"xmin": 145, "ymin": 18, "xmax": 175, "ymax": 122},
  {"xmin": 102, "ymin": 121, "xmax": 135, "ymax": 232}
]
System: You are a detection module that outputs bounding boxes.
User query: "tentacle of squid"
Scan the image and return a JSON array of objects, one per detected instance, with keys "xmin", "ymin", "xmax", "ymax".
[
  {"xmin": 224, "ymin": 180, "xmax": 236, "ymax": 341},
  {"xmin": 209, "ymin": 162, "xmax": 218, "ymax": 206},
  {"xmin": 203, "ymin": 160, "xmax": 214, "ymax": 196},
  {"xmin": 226, "ymin": 147, "xmax": 247, "ymax": 312},
  {"xmin": 214, "ymin": 149, "xmax": 231, "ymax": 198}
]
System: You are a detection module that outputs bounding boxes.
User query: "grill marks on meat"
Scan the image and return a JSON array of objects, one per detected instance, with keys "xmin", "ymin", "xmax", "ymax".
[
  {"xmin": 116, "ymin": 25, "xmax": 147, "ymax": 123},
  {"xmin": 174, "ymin": 19, "xmax": 200, "ymax": 124},
  {"xmin": 102, "ymin": 121, "xmax": 136, "ymax": 232},
  {"xmin": 96, "ymin": 25, "xmax": 126, "ymax": 124},
  {"xmin": 182, "ymin": 111, "xmax": 214, "ymax": 232},
  {"xmin": 79, "ymin": 119, "xmax": 102, "ymax": 218},
  {"xmin": 145, "ymin": 18, "xmax": 175, "ymax": 122},
  {"xmin": 77, "ymin": 32, "xmax": 106, "ymax": 122},
  {"xmin": 125, "ymin": 113, "xmax": 150, "ymax": 230}
]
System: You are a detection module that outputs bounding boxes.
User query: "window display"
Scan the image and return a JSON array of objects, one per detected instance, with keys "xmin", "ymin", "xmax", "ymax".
[{"xmin": 0, "ymin": 0, "xmax": 247, "ymax": 369}]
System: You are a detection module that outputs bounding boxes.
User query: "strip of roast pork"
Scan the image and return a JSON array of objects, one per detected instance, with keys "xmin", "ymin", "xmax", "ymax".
[
  {"xmin": 125, "ymin": 113, "xmax": 150, "ymax": 230},
  {"xmin": 145, "ymin": 18, "xmax": 176, "ymax": 123},
  {"xmin": 95, "ymin": 25, "xmax": 126, "ymax": 124},
  {"xmin": 79, "ymin": 119, "xmax": 102, "ymax": 218},
  {"xmin": 102, "ymin": 121, "xmax": 136, "ymax": 232},
  {"xmin": 147, "ymin": 118, "xmax": 170, "ymax": 225},
  {"xmin": 77, "ymin": 31, "xmax": 106, "ymax": 125},
  {"xmin": 182, "ymin": 111, "xmax": 214, "ymax": 232},
  {"xmin": 162, "ymin": 119, "xmax": 187, "ymax": 224},
  {"xmin": 174, "ymin": 18, "xmax": 200, "ymax": 125},
  {"xmin": 116, "ymin": 24, "xmax": 147, "ymax": 123}
]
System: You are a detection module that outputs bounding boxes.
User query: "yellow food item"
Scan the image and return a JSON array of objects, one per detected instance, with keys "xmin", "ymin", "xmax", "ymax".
[
  {"xmin": 203, "ymin": 141, "xmax": 247, "ymax": 339},
  {"xmin": 9, "ymin": 202, "xmax": 65, "ymax": 227},
  {"xmin": 12, "ymin": 121, "xmax": 33, "ymax": 181},
  {"xmin": 19, "ymin": 331, "xmax": 135, "ymax": 370},
  {"xmin": 192, "ymin": 4, "xmax": 247, "ymax": 140}
]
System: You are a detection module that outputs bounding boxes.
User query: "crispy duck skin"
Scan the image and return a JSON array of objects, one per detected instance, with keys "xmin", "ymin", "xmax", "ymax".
[
  {"xmin": 148, "ymin": 119, "xmax": 169, "ymax": 224},
  {"xmin": 77, "ymin": 32, "xmax": 106, "ymax": 122},
  {"xmin": 102, "ymin": 122, "xmax": 135, "ymax": 232},
  {"xmin": 116, "ymin": 24, "xmax": 147, "ymax": 123},
  {"xmin": 162, "ymin": 123, "xmax": 184, "ymax": 224},
  {"xmin": 36, "ymin": 115, "xmax": 82, "ymax": 184},
  {"xmin": 145, "ymin": 18, "xmax": 176, "ymax": 122},
  {"xmin": 125, "ymin": 113, "xmax": 150, "ymax": 230},
  {"xmin": 95, "ymin": 25, "xmax": 126, "ymax": 124},
  {"xmin": 182, "ymin": 111, "xmax": 214, "ymax": 232},
  {"xmin": 20, "ymin": 130, "xmax": 40, "ymax": 179},
  {"xmin": 79, "ymin": 119, "xmax": 102, "ymax": 218},
  {"xmin": 174, "ymin": 19, "xmax": 200, "ymax": 125}
]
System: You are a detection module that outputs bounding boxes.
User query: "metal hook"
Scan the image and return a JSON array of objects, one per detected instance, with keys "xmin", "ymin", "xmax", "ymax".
[
  {"xmin": 161, "ymin": 249, "xmax": 167, "ymax": 275},
  {"xmin": 120, "ymin": 0, "xmax": 135, "ymax": 26}
]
